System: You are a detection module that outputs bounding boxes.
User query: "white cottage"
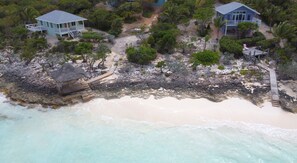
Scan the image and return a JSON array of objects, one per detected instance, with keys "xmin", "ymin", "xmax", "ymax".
[{"xmin": 26, "ymin": 10, "xmax": 87, "ymax": 37}]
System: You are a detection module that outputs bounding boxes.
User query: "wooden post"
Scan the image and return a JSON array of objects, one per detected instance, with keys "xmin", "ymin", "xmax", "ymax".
[
  {"xmin": 58, "ymin": 24, "xmax": 62, "ymax": 36},
  {"xmin": 66, "ymin": 23, "xmax": 70, "ymax": 37},
  {"xmin": 225, "ymin": 24, "xmax": 228, "ymax": 36}
]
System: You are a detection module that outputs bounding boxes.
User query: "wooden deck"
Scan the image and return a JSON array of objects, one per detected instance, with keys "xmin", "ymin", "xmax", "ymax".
[{"xmin": 258, "ymin": 63, "xmax": 280, "ymax": 107}]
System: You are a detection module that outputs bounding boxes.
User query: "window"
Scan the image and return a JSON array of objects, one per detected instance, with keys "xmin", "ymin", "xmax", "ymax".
[
  {"xmin": 60, "ymin": 24, "xmax": 62, "ymax": 28},
  {"xmin": 57, "ymin": 24, "xmax": 59, "ymax": 28},
  {"xmin": 50, "ymin": 23, "xmax": 53, "ymax": 28},
  {"xmin": 40, "ymin": 21, "xmax": 43, "ymax": 26},
  {"xmin": 232, "ymin": 11, "xmax": 246, "ymax": 21},
  {"xmin": 247, "ymin": 15, "xmax": 251, "ymax": 20},
  {"xmin": 78, "ymin": 21, "xmax": 83, "ymax": 25},
  {"xmin": 47, "ymin": 22, "xmax": 49, "ymax": 27},
  {"xmin": 71, "ymin": 22, "xmax": 76, "ymax": 26}
]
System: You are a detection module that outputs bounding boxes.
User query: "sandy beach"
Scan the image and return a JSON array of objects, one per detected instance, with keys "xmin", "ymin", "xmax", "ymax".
[{"xmin": 69, "ymin": 96, "xmax": 297, "ymax": 129}]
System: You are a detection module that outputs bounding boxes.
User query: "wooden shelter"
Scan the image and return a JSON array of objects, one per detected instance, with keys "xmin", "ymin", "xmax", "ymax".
[{"xmin": 51, "ymin": 63, "xmax": 89, "ymax": 95}]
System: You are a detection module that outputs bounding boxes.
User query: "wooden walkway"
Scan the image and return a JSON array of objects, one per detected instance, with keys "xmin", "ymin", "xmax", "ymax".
[{"xmin": 258, "ymin": 63, "xmax": 280, "ymax": 107}]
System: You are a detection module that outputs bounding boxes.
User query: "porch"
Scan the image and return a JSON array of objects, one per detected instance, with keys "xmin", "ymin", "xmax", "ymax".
[
  {"xmin": 226, "ymin": 17, "xmax": 262, "ymax": 27},
  {"xmin": 25, "ymin": 24, "xmax": 47, "ymax": 32},
  {"xmin": 55, "ymin": 22, "xmax": 85, "ymax": 37}
]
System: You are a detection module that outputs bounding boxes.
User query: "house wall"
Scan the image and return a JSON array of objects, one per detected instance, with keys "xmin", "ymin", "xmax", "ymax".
[
  {"xmin": 37, "ymin": 20, "xmax": 85, "ymax": 36},
  {"xmin": 37, "ymin": 20, "xmax": 59, "ymax": 36},
  {"xmin": 218, "ymin": 6, "xmax": 257, "ymax": 25}
]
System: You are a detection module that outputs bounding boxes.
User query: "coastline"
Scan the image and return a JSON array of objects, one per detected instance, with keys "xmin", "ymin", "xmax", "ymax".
[
  {"xmin": 69, "ymin": 96, "xmax": 297, "ymax": 130},
  {"xmin": 0, "ymin": 75, "xmax": 271, "ymax": 108},
  {"xmin": 0, "ymin": 61, "xmax": 296, "ymax": 112}
]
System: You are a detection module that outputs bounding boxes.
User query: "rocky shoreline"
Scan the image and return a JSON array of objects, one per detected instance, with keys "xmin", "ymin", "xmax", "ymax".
[
  {"xmin": 0, "ymin": 72, "xmax": 271, "ymax": 108},
  {"xmin": 0, "ymin": 52, "xmax": 296, "ymax": 112}
]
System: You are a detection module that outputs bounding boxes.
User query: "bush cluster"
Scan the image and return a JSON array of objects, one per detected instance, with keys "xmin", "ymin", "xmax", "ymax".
[
  {"xmin": 126, "ymin": 44, "xmax": 157, "ymax": 65},
  {"xmin": 219, "ymin": 37, "xmax": 243, "ymax": 58},
  {"xmin": 191, "ymin": 50, "xmax": 220, "ymax": 66}
]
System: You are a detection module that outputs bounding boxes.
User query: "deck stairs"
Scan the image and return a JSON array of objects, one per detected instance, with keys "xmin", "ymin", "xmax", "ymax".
[
  {"xmin": 258, "ymin": 63, "xmax": 280, "ymax": 107},
  {"xmin": 69, "ymin": 30, "xmax": 81, "ymax": 38}
]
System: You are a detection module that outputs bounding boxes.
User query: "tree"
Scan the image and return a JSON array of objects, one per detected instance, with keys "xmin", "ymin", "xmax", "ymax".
[
  {"xmin": 148, "ymin": 23, "xmax": 179, "ymax": 53},
  {"xmin": 75, "ymin": 42, "xmax": 93, "ymax": 62},
  {"xmin": 20, "ymin": 7, "xmax": 40, "ymax": 24},
  {"xmin": 96, "ymin": 44, "xmax": 111, "ymax": 68},
  {"xmin": 213, "ymin": 16, "xmax": 225, "ymax": 39},
  {"xmin": 58, "ymin": 0, "xmax": 91, "ymax": 14},
  {"xmin": 264, "ymin": 5, "xmax": 282, "ymax": 31},
  {"xmin": 194, "ymin": 7, "xmax": 214, "ymax": 36},
  {"xmin": 156, "ymin": 61, "xmax": 166, "ymax": 73},
  {"xmin": 204, "ymin": 35, "xmax": 210, "ymax": 50},
  {"xmin": 237, "ymin": 22, "xmax": 258, "ymax": 38},
  {"xmin": 126, "ymin": 44, "xmax": 157, "ymax": 65},
  {"xmin": 273, "ymin": 21, "xmax": 297, "ymax": 48},
  {"xmin": 116, "ymin": 1, "xmax": 142, "ymax": 22},
  {"xmin": 109, "ymin": 17, "xmax": 123, "ymax": 37}
]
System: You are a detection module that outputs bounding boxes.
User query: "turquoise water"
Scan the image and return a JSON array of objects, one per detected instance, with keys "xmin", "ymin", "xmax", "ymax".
[{"xmin": 0, "ymin": 96, "xmax": 297, "ymax": 163}]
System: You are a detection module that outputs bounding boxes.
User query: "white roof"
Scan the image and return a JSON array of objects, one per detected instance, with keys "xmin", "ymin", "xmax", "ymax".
[
  {"xmin": 215, "ymin": 2, "xmax": 260, "ymax": 15},
  {"xmin": 36, "ymin": 10, "xmax": 87, "ymax": 24}
]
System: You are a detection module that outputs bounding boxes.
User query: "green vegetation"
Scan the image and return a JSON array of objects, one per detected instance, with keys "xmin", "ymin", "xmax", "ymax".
[
  {"xmin": 87, "ymin": 43, "xmax": 111, "ymax": 69},
  {"xmin": 159, "ymin": 0, "xmax": 197, "ymax": 24},
  {"xmin": 156, "ymin": 61, "xmax": 166, "ymax": 73},
  {"xmin": 82, "ymin": 32, "xmax": 103, "ymax": 41},
  {"xmin": 191, "ymin": 50, "xmax": 220, "ymax": 66},
  {"xmin": 218, "ymin": 65, "xmax": 225, "ymax": 70},
  {"xmin": 237, "ymin": 22, "xmax": 258, "ymax": 38},
  {"xmin": 126, "ymin": 44, "xmax": 157, "ymax": 65},
  {"xmin": 21, "ymin": 37, "xmax": 47, "ymax": 63},
  {"xmin": 148, "ymin": 23, "xmax": 179, "ymax": 54},
  {"xmin": 75, "ymin": 42, "xmax": 93, "ymax": 62},
  {"xmin": 219, "ymin": 37, "xmax": 243, "ymax": 58}
]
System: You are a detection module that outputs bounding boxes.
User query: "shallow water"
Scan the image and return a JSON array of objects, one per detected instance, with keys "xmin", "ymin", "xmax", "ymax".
[{"xmin": 0, "ymin": 95, "xmax": 297, "ymax": 163}]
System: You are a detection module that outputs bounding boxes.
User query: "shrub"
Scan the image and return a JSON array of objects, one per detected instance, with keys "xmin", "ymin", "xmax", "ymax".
[
  {"xmin": 240, "ymin": 69, "xmax": 248, "ymax": 75},
  {"xmin": 126, "ymin": 44, "xmax": 157, "ymax": 65},
  {"xmin": 191, "ymin": 50, "xmax": 220, "ymax": 66},
  {"xmin": 148, "ymin": 23, "xmax": 179, "ymax": 54},
  {"xmin": 236, "ymin": 32, "xmax": 266, "ymax": 47},
  {"xmin": 257, "ymin": 38, "xmax": 278, "ymax": 49},
  {"xmin": 278, "ymin": 61, "xmax": 297, "ymax": 80},
  {"xmin": 219, "ymin": 36, "xmax": 243, "ymax": 58},
  {"xmin": 82, "ymin": 32, "xmax": 103, "ymax": 41},
  {"xmin": 109, "ymin": 17, "xmax": 123, "ymax": 37},
  {"xmin": 218, "ymin": 65, "xmax": 225, "ymax": 70}
]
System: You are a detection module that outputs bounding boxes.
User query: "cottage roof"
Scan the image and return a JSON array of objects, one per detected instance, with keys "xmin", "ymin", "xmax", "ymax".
[
  {"xmin": 36, "ymin": 10, "xmax": 87, "ymax": 24},
  {"xmin": 51, "ymin": 63, "xmax": 87, "ymax": 82},
  {"xmin": 215, "ymin": 2, "xmax": 260, "ymax": 15}
]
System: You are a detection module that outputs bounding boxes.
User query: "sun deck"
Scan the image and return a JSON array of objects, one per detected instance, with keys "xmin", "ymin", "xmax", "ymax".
[{"xmin": 25, "ymin": 24, "xmax": 47, "ymax": 32}]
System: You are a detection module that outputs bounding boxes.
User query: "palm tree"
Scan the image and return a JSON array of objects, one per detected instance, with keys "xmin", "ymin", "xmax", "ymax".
[
  {"xmin": 272, "ymin": 21, "xmax": 297, "ymax": 48},
  {"xmin": 195, "ymin": 0, "xmax": 205, "ymax": 7},
  {"xmin": 20, "ymin": 7, "xmax": 40, "ymax": 24},
  {"xmin": 213, "ymin": 16, "xmax": 225, "ymax": 39},
  {"xmin": 264, "ymin": 6, "xmax": 281, "ymax": 31}
]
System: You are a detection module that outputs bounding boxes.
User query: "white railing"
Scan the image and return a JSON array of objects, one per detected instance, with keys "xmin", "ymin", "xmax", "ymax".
[
  {"xmin": 25, "ymin": 24, "xmax": 46, "ymax": 32},
  {"xmin": 56, "ymin": 25, "xmax": 85, "ymax": 33},
  {"xmin": 226, "ymin": 18, "xmax": 261, "ymax": 26}
]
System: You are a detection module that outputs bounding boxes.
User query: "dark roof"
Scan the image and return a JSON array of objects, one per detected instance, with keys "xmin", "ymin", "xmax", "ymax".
[
  {"xmin": 36, "ymin": 10, "xmax": 87, "ymax": 24},
  {"xmin": 215, "ymin": 2, "xmax": 260, "ymax": 15},
  {"xmin": 51, "ymin": 63, "xmax": 86, "ymax": 82}
]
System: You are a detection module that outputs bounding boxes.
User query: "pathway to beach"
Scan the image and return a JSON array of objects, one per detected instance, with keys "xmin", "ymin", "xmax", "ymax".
[{"xmin": 258, "ymin": 63, "xmax": 280, "ymax": 107}]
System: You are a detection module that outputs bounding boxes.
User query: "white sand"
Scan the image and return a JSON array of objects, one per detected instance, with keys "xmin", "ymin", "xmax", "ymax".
[{"xmin": 72, "ymin": 96, "xmax": 297, "ymax": 129}]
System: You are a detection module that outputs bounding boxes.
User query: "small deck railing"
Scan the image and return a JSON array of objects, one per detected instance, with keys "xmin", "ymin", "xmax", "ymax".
[
  {"xmin": 25, "ymin": 24, "xmax": 47, "ymax": 32},
  {"xmin": 56, "ymin": 25, "xmax": 85, "ymax": 33},
  {"xmin": 226, "ymin": 18, "xmax": 261, "ymax": 26}
]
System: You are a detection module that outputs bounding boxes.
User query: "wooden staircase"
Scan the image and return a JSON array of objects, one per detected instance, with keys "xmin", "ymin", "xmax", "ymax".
[{"xmin": 258, "ymin": 63, "xmax": 280, "ymax": 107}]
